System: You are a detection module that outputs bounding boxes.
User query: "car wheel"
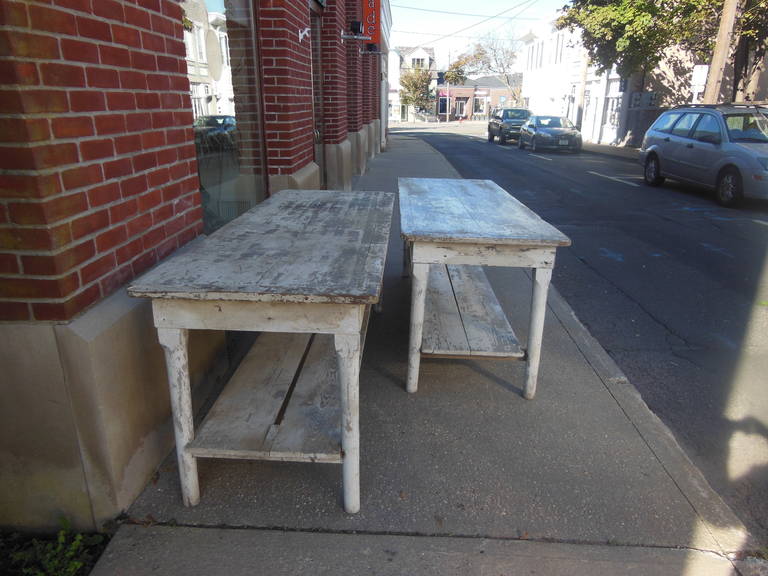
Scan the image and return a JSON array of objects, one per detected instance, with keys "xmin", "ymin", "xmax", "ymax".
[
  {"xmin": 518, "ymin": 136, "xmax": 525, "ymax": 149},
  {"xmin": 499, "ymin": 132, "xmax": 507, "ymax": 145},
  {"xmin": 643, "ymin": 155, "xmax": 665, "ymax": 186},
  {"xmin": 715, "ymin": 167, "xmax": 742, "ymax": 207},
  {"xmin": 487, "ymin": 128, "xmax": 494, "ymax": 143},
  {"xmin": 531, "ymin": 136, "xmax": 538, "ymax": 152}
]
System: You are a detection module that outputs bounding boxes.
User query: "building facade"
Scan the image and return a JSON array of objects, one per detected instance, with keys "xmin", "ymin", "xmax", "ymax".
[
  {"xmin": 0, "ymin": 0, "xmax": 390, "ymax": 531},
  {"xmin": 520, "ymin": 25, "xmax": 768, "ymax": 147},
  {"xmin": 438, "ymin": 75, "xmax": 522, "ymax": 121},
  {"xmin": 388, "ymin": 46, "xmax": 436, "ymax": 122}
]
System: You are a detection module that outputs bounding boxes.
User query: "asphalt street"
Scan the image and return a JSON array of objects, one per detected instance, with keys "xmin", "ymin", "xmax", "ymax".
[{"xmin": 394, "ymin": 123, "xmax": 768, "ymax": 545}]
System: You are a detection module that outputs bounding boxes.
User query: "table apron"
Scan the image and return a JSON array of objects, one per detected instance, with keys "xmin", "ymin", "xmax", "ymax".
[
  {"xmin": 152, "ymin": 299, "xmax": 366, "ymax": 333},
  {"xmin": 411, "ymin": 243, "xmax": 556, "ymax": 268}
]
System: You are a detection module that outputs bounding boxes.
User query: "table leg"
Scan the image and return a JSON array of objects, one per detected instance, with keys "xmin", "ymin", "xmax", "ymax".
[
  {"xmin": 335, "ymin": 333, "xmax": 361, "ymax": 514},
  {"xmin": 524, "ymin": 267, "xmax": 552, "ymax": 400},
  {"xmin": 157, "ymin": 328, "xmax": 200, "ymax": 506},
  {"xmin": 407, "ymin": 262, "xmax": 428, "ymax": 393},
  {"xmin": 402, "ymin": 240, "xmax": 412, "ymax": 278}
]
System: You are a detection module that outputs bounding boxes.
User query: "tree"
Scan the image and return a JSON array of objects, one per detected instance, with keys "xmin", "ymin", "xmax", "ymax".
[
  {"xmin": 556, "ymin": 0, "xmax": 768, "ymax": 100},
  {"xmin": 443, "ymin": 61, "xmax": 467, "ymax": 86},
  {"xmin": 733, "ymin": 0, "xmax": 768, "ymax": 99},
  {"xmin": 399, "ymin": 68, "xmax": 434, "ymax": 112},
  {"xmin": 455, "ymin": 36, "xmax": 521, "ymax": 103}
]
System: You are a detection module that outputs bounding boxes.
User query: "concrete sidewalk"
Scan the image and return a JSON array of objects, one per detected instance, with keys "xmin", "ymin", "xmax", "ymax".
[
  {"xmin": 582, "ymin": 141, "xmax": 640, "ymax": 162},
  {"xmin": 92, "ymin": 134, "xmax": 761, "ymax": 576}
]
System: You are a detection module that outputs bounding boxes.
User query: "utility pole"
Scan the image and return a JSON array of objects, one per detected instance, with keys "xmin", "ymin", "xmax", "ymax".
[
  {"xmin": 445, "ymin": 50, "xmax": 451, "ymax": 123},
  {"xmin": 703, "ymin": 0, "xmax": 740, "ymax": 103}
]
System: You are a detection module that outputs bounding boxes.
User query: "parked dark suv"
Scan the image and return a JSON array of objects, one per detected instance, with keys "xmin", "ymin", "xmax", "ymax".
[
  {"xmin": 487, "ymin": 107, "xmax": 531, "ymax": 145},
  {"xmin": 639, "ymin": 104, "xmax": 768, "ymax": 206}
]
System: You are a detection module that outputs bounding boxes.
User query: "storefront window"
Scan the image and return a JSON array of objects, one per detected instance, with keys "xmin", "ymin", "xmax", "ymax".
[{"xmin": 183, "ymin": 0, "xmax": 267, "ymax": 233}]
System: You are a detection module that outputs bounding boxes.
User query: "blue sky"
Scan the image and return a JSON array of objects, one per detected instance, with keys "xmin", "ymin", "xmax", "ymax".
[
  {"xmin": 202, "ymin": 0, "xmax": 566, "ymax": 69},
  {"xmin": 206, "ymin": 0, "xmax": 225, "ymax": 13}
]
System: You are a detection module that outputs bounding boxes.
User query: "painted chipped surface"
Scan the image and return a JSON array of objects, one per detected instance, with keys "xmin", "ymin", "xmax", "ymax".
[
  {"xmin": 141, "ymin": 190, "xmax": 394, "ymax": 514},
  {"xmin": 129, "ymin": 190, "xmax": 395, "ymax": 304},
  {"xmin": 399, "ymin": 178, "xmax": 571, "ymax": 247},
  {"xmin": 400, "ymin": 178, "xmax": 566, "ymax": 398}
]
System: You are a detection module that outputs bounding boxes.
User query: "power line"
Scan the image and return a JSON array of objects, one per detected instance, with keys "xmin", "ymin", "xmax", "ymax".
[
  {"xmin": 409, "ymin": 0, "xmax": 538, "ymax": 50},
  {"xmin": 390, "ymin": 3, "xmax": 537, "ymax": 20},
  {"xmin": 392, "ymin": 29, "xmax": 491, "ymax": 40}
]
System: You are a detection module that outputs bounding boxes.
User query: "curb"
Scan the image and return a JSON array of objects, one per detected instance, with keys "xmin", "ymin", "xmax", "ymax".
[{"xmin": 581, "ymin": 145, "xmax": 640, "ymax": 163}]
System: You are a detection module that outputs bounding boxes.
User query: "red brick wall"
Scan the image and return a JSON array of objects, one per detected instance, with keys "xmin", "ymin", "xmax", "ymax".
[
  {"xmin": 371, "ymin": 54, "xmax": 380, "ymax": 120},
  {"xmin": 345, "ymin": 0, "xmax": 362, "ymax": 133},
  {"xmin": 0, "ymin": 0, "xmax": 202, "ymax": 322},
  {"xmin": 320, "ymin": 0, "xmax": 347, "ymax": 144},
  {"xmin": 258, "ymin": 1, "xmax": 314, "ymax": 176},
  {"xmin": 361, "ymin": 48, "xmax": 372, "ymax": 124}
]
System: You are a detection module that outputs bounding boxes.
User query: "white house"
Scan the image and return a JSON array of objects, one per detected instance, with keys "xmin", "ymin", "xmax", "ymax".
[
  {"xmin": 388, "ymin": 46, "xmax": 437, "ymax": 123},
  {"xmin": 521, "ymin": 25, "xmax": 628, "ymax": 145}
]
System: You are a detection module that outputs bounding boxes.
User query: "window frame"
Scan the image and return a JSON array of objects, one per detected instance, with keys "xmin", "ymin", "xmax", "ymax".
[{"xmin": 669, "ymin": 112, "xmax": 702, "ymax": 138}]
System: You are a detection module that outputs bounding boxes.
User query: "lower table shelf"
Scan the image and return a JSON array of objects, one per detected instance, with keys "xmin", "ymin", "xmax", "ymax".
[
  {"xmin": 186, "ymin": 332, "xmax": 342, "ymax": 464},
  {"xmin": 422, "ymin": 264, "xmax": 525, "ymax": 359}
]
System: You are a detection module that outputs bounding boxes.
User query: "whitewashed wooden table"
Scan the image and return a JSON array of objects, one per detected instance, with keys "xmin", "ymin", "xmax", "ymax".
[
  {"xmin": 129, "ymin": 189, "xmax": 394, "ymax": 514},
  {"xmin": 399, "ymin": 178, "xmax": 571, "ymax": 399}
]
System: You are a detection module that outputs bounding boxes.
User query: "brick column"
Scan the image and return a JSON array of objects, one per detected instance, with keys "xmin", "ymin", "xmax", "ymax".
[
  {"xmin": 0, "ymin": 0, "xmax": 202, "ymax": 322},
  {"xmin": 320, "ymin": 0, "xmax": 352, "ymax": 190},
  {"xmin": 361, "ymin": 49, "xmax": 372, "ymax": 125},
  {"xmin": 258, "ymin": 0, "xmax": 318, "ymax": 191},
  {"xmin": 321, "ymin": 0, "xmax": 347, "ymax": 145},
  {"xmin": 345, "ymin": 0, "xmax": 366, "ymax": 174}
]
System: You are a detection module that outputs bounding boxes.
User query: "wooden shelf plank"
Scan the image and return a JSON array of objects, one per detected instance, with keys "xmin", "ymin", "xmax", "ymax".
[
  {"xmin": 269, "ymin": 335, "xmax": 341, "ymax": 462},
  {"xmin": 422, "ymin": 265, "xmax": 524, "ymax": 359},
  {"xmin": 187, "ymin": 332, "xmax": 341, "ymax": 463},
  {"xmin": 422, "ymin": 264, "xmax": 470, "ymax": 356},
  {"xmin": 448, "ymin": 265, "xmax": 524, "ymax": 358}
]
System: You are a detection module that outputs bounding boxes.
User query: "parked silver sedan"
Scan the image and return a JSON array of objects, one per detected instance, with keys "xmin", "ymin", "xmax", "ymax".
[
  {"xmin": 639, "ymin": 104, "xmax": 768, "ymax": 206},
  {"xmin": 518, "ymin": 115, "xmax": 582, "ymax": 152}
]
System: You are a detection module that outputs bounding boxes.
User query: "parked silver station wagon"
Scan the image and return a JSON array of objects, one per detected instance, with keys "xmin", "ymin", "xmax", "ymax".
[{"xmin": 639, "ymin": 104, "xmax": 768, "ymax": 206}]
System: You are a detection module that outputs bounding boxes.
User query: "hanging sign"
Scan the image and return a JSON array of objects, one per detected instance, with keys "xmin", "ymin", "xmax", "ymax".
[{"xmin": 363, "ymin": 0, "xmax": 380, "ymax": 45}]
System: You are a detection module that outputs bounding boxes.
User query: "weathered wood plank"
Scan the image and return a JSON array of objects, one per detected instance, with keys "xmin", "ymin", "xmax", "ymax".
[
  {"xmin": 447, "ymin": 265, "xmax": 524, "ymax": 358},
  {"xmin": 421, "ymin": 265, "xmax": 523, "ymax": 359},
  {"xmin": 152, "ymin": 299, "xmax": 365, "ymax": 333},
  {"xmin": 399, "ymin": 178, "xmax": 570, "ymax": 247},
  {"xmin": 412, "ymin": 243, "xmax": 556, "ymax": 269},
  {"xmin": 129, "ymin": 190, "xmax": 395, "ymax": 304},
  {"xmin": 187, "ymin": 332, "xmax": 312, "ymax": 460},
  {"xmin": 421, "ymin": 264, "xmax": 470, "ymax": 356},
  {"xmin": 268, "ymin": 335, "xmax": 342, "ymax": 463}
]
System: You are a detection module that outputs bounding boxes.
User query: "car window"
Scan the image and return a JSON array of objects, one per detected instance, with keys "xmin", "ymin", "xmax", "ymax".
[
  {"xmin": 651, "ymin": 112, "xmax": 683, "ymax": 133},
  {"xmin": 725, "ymin": 113, "xmax": 768, "ymax": 142},
  {"xmin": 691, "ymin": 115, "xmax": 721, "ymax": 141},
  {"xmin": 502, "ymin": 109, "xmax": 530, "ymax": 120},
  {"xmin": 536, "ymin": 116, "xmax": 570, "ymax": 128},
  {"xmin": 670, "ymin": 113, "xmax": 701, "ymax": 137}
]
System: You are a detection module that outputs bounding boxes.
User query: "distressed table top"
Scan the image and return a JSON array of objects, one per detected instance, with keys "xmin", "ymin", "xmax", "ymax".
[
  {"xmin": 129, "ymin": 190, "xmax": 395, "ymax": 304},
  {"xmin": 399, "ymin": 178, "xmax": 571, "ymax": 247}
]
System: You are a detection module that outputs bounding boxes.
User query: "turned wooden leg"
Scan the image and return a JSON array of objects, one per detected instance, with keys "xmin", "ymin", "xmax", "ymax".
[
  {"xmin": 157, "ymin": 327, "xmax": 200, "ymax": 506},
  {"xmin": 524, "ymin": 267, "xmax": 552, "ymax": 400},
  {"xmin": 407, "ymin": 262, "xmax": 428, "ymax": 393},
  {"xmin": 335, "ymin": 333, "xmax": 361, "ymax": 514}
]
